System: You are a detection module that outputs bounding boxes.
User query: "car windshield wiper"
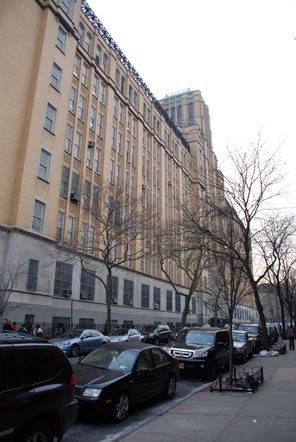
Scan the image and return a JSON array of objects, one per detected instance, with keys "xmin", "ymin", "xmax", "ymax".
[{"xmin": 81, "ymin": 362, "xmax": 108, "ymax": 369}]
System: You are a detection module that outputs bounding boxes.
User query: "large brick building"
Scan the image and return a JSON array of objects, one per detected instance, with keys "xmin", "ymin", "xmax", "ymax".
[{"xmin": 0, "ymin": 0, "xmax": 256, "ymax": 332}]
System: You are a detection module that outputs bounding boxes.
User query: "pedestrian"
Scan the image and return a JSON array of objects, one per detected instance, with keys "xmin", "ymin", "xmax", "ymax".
[
  {"xmin": 11, "ymin": 322, "xmax": 17, "ymax": 332},
  {"xmin": 287, "ymin": 325, "xmax": 295, "ymax": 350},
  {"xmin": 18, "ymin": 324, "xmax": 27, "ymax": 333},
  {"xmin": 26, "ymin": 323, "xmax": 33, "ymax": 335},
  {"xmin": 35, "ymin": 324, "xmax": 43, "ymax": 338},
  {"xmin": 3, "ymin": 318, "xmax": 12, "ymax": 331}
]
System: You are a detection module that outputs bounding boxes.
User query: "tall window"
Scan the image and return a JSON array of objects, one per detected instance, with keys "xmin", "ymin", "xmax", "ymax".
[
  {"xmin": 64, "ymin": 124, "xmax": 73, "ymax": 153},
  {"xmin": 123, "ymin": 279, "xmax": 134, "ymax": 306},
  {"xmin": 54, "ymin": 262, "xmax": 73, "ymax": 296},
  {"xmin": 166, "ymin": 290, "xmax": 172, "ymax": 311},
  {"xmin": 95, "ymin": 45, "xmax": 101, "ymax": 66},
  {"xmin": 92, "ymin": 185, "xmax": 99, "ymax": 215},
  {"xmin": 141, "ymin": 284, "xmax": 150, "ymax": 308},
  {"xmin": 153, "ymin": 287, "xmax": 161, "ymax": 308},
  {"xmin": 120, "ymin": 75, "xmax": 125, "ymax": 94},
  {"xmin": 130, "ymin": 176, "xmax": 135, "ymax": 198},
  {"xmin": 97, "ymin": 113, "xmax": 103, "ymax": 138},
  {"xmin": 73, "ymin": 54, "xmax": 80, "ymax": 77},
  {"xmin": 92, "ymin": 75, "xmax": 98, "ymax": 96},
  {"xmin": 50, "ymin": 63, "xmax": 62, "ymax": 90},
  {"xmin": 85, "ymin": 32, "xmax": 92, "ymax": 53},
  {"xmin": 80, "ymin": 269, "xmax": 95, "ymax": 300},
  {"xmin": 113, "ymin": 97, "xmax": 118, "ymax": 117},
  {"xmin": 116, "ymin": 164, "xmax": 121, "ymax": 187},
  {"xmin": 189, "ymin": 102, "xmax": 194, "ymax": 121},
  {"xmin": 71, "ymin": 171, "xmax": 79, "ymax": 194},
  {"xmin": 69, "ymin": 87, "xmax": 77, "ymax": 113},
  {"xmin": 99, "ymin": 82, "xmax": 106, "ymax": 104},
  {"xmin": 119, "ymin": 103, "xmax": 123, "ymax": 123},
  {"xmin": 126, "ymin": 140, "xmax": 130, "ymax": 162},
  {"xmin": 177, "ymin": 105, "xmax": 182, "ymax": 124},
  {"xmin": 89, "ymin": 106, "xmax": 96, "ymax": 131},
  {"xmin": 131, "ymin": 146, "xmax": 136, "ymax": 167},
  {"xmin": 32, "ymin": 200, "xmax": 46, "ymax": 232},
  {"xmin": 81, "ymin": 222, "xmax": 87, "ymax": 251},
  {"xmin": 60, "ymin": 166, "xmax": 69, "ymax": 198},
  {"xmin": 74, "ymin": 131, "xmax": 82, "ymax": 159},
  {"xmin": 81, "ymin": 63, "xmax": 89, "ymax": 86},
  {"xmin": 56, "ymin": 26, "xmax": 67, "ymax": 52},
  {"xmin": 175, "ymin": 293, "xmax": 181, "ymax": 312},
  {"xmin": 90, "ymin": 226, "xmax": 96, "ymax": 254},
  {"xmin": 111, "ymin": 126, "xmax": 116, "ymax": 149},
  {"xmin": 109, "ymin": 159, "xmax": 114, "ymax": 184},
  {"xmin": 86, "ymin": 145, "xmax": 93, "ymax": 168},
  {"xmin": 44, "ymin": 103, "xmax": 57, "ymax": 133},
  {"xmin": 83, "ymin": 180, "xmax": 91, "ymax": 209},
  {"xmin": 27, "ymin": 259, "xmax": 38, "ymax": 292},
  {"xmin": 94, "ymin": 148, "xmax": 101, "ymax": 174},
  {"xmin": 102, "ymin": 53, "xmax": 108, "ymax": 72},
  {"xmin": 78, "ymin": 95, "xmax": 85, "ymax": 121},
  {"xmin": 38, "ymin": 148, "xmax": 51, "ymax": 181},
  {"xmin": 117, "ymin": 132, "xmax": 122, "ymax": 155},
  {"xmin": 107, "ymin": 275, "xmax": 118, "ymax": 303},
  {"xmin": 78, "ymin": 23, "xmax": 84, "ymax": 44},
  {"xmin": 56, "ymin": 211, "xmax": 64, "ymax": 242},
  {"xmin": 67, "ymin": 216, "xmax": 75, "ymax": 245}
]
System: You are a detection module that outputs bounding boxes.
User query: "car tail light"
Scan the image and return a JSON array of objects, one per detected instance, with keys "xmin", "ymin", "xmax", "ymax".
[{"xmin": 69, "ymin": 374, "xmax": 75, "ymax": 398}]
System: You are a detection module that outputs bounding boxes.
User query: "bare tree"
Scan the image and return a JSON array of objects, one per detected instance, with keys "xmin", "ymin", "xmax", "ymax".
[
  {"xmin": 256, "ymin": 214, "xmax": 296, "ymax": 337},
  {"xmin": 78, "ymin": 184, "xmax": 152, "ymax": 335},
  {"xmin": 197, "ymin": 137, "xmax": 284, "ymax": 349},
  {"xmin": 0, "ymin": 260, "xmax": 23, "ymax": 324}
]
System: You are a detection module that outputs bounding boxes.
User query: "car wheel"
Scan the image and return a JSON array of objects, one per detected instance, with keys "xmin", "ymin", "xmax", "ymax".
[
  {"xmin": 165, "ymin": 375, "xmax": 176, "ymax": 399},
  {"xmin": 16, "ymin": 420, "xmax": 53, "ymax": 442},
  {"xmin": 154, "ymin": 337, "xmax": 160, "ymax": 346},
  {"xmin": 112, "ymin": 392, "xmax": 130, "ymax": 422},
  {"xmin": 206, "ymin": 362, "xmax": 218, "ymax": 381},
  {"xmin": 70, "ymin": 344, "xmax": 80, "ymax": 357}
]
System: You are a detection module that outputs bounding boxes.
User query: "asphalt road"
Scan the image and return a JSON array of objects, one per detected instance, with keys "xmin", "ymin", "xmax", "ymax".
[{"xmin": 63, "ymin": 357, "xmax": 210, "ymax": 442}]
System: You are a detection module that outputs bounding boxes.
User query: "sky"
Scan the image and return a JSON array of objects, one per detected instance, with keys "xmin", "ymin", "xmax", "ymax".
[{"xmin": 87, "ymin": 0, "xmax": 296, "ymax": 211}]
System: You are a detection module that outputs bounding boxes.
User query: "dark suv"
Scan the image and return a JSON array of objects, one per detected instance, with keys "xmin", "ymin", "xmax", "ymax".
[
  {"xmin": 0, "ymin": 332, "xmax": 78, "ymax": 441},
  {"xmin": 164, "ymin": 327, "xmax": 230, "ymax": 380},
  {"xmin": 237, "ymin": 323, "xmax": 264, "ymax": 352},
  {"xmin": 140, "ymin": 325, "xmax": 172, "ymax": 345}
]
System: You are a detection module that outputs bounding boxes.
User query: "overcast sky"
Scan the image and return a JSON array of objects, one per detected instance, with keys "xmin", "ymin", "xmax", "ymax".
[{"xmin": 87, "ymin": 0, "xmax": 296, "ymax": 210}]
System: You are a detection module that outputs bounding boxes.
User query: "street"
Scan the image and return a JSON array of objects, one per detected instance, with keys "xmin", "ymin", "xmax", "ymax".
[{"xmin": 63, "ymin": 356, "xmax": 210, "ymax": 442}]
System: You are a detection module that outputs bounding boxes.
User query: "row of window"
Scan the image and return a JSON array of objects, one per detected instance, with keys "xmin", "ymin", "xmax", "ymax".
[{"xmin": 27, "ymin": 259, "xmax": 197, "ymax": 313}]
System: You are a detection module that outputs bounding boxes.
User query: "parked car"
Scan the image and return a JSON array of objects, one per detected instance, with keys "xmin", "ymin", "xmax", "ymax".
[
  {"xmin": 236, "ymin": 323, "xmax": 264, "ymax": 352},
  {"xmin": 163, "ymin": 327, "xmax": 230, "ymax": 381},
  {"xmin": 0, "ymin": 332, "xmax": 77, "ymax": 442},
  {"xmin": 232, "ymin": 330, "xmax": 254, "ymax": 363},
  {"xmin": 140, "ymin": 324, "xmax": 172, "ymax": 345},
  {"xmin": 50, "ymin": 329, "xmax": 110, "ymax": 357},
  {"xmin": 108, "ymin": 328, "xmax": 144, "ymax": 343},
  {"xmin": 73, "ymin": 342, "xmax": 179, "ymax": 422}
]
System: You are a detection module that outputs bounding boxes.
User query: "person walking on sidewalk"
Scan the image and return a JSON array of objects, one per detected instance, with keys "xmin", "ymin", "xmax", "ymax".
[{"xmin": 287, "ymin": 325, "xmax": 295, "ymax": 350}]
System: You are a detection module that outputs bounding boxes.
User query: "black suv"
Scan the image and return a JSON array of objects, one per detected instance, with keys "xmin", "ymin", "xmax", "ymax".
[
  {"xmin": 164, "ymin": 327, "xmax": 230, "ymax": 380},
  {"xmin": 0, "ymin": 332, "xmax": 78, "ymax": 441},
  {"xmin": 140, "ymin": 325, "xmax": 172, "ymax": 345}
]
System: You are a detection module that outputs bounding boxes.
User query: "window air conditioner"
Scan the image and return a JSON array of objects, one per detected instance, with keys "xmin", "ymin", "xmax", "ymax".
[
  {"xmin": 80, "ymin": 293, "xmax": 88, "ymax": 300},
  {"xmin": 129, "ymin": 300, "xmax": 133, "ymax": 306},
  {"xmin": 112, "ymin": 298, "xmax": 118, "ymax": 304},
  {"xmin": 88, "ymin": 141, "xmax": 95, "ymax": 149},
  {"xmin": 168, "ymin": 180, "xmax": 172, "ymax": 185},
  {"xmin": 153, "ymin": 303, "xmax": 160, "ymax": 309},
  {"xmin": 63, "ymin": 289, "xmax": 72, "ymax": 297},
  {"xmin": 142, "ymin": 184, "xmax": 146, "ymax": 190},
  {"xmin": 70, "ymin": 192, "xmax": 81, "ymax": 203}
]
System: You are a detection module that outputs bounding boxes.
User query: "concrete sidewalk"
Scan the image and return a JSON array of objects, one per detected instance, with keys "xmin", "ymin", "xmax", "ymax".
[{"xmin": 121, "ymin": 341, "xmax": 296, "ymax": 442}]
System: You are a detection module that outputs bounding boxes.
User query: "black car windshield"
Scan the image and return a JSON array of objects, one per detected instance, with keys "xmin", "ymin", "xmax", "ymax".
[
  {"xmin": 238, "ymin": 325, "xmax": 258, "ymax": 334},
  {"xmin": 59, "ymin": 330, "xmax": 82, "ymax": 339},
  {"xmin": 232, "ymin": 332, "xmax": 245, "ymax": 342},
  {"xmin": 175, "ymin": 330, "xmax": 215, "ymax": 346},
  {"xmin": 110, "ymin": 329, "xmax": 128, "ymax": 336},
  {"xmin": 80, "ymin": 347, "xmax": 137, "ymax": 372}
]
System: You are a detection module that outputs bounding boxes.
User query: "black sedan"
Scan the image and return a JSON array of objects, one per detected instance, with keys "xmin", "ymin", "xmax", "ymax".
[{"xmin": 73, "ymin": 342, "xmax": 179, "ymax": 422}]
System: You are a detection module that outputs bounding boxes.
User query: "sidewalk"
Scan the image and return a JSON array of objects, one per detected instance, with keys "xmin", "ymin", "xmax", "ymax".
[{"xmin": 121, "ymin": 341, "xmax": 296, "ymax": 442}]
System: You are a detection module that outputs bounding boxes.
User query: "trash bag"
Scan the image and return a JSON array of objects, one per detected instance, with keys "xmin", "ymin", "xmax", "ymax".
[
  {"xmin": 259, "ymin": 350, "xmax": 270, "ymax": 357},
  {"xmin": 270, "ymin": 350, "xmax": 279, "ymax": 357}
]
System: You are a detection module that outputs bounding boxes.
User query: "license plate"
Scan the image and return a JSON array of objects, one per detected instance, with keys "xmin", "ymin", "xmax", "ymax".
[{"xmin": 178, "ymin": 363, "xmax": 184, "ymax": 369}]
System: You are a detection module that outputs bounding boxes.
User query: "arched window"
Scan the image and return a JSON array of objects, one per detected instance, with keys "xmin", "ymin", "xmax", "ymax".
[
  {"xmin": 177, "ymin": 105, "xmax": 182, "ymax": 124},
  {"xmin": 78, "ymin": 23, "xmax": 84, "ymax": 44},
  {"xmin": 171, "ymin": 107, "xmax": 175, "ymax": 122}
]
